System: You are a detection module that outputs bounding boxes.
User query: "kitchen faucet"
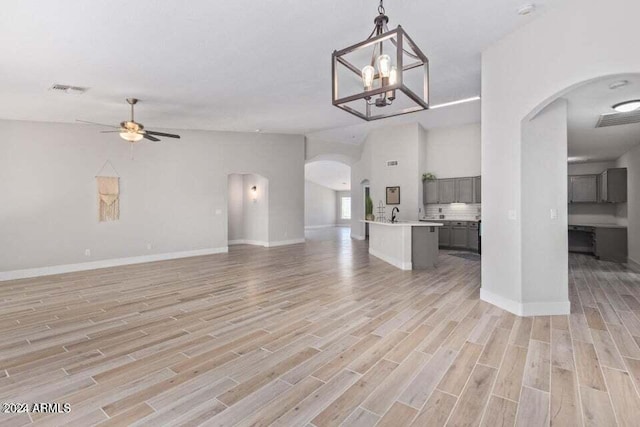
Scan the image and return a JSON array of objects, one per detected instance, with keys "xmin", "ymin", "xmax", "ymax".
[{"xmin": 391, "ymin": 207, "xmax": 399, "ymax": 223}]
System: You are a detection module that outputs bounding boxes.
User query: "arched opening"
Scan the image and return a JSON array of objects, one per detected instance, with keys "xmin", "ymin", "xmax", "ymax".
[
  {"xmin": 304, "ymin": 160, "xmax": 351, "ymax": 242},
  {"xmin": 517, "ymin": 72, "xmax": 640, "ymax": 314},
  {"xmin": 227, "ymin": 173, "xmax": 269, "ymax": 247}
]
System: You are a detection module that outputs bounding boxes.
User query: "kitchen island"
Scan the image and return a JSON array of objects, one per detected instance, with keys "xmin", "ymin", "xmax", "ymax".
[{"xmin": 362, "ymin": 220, "xmax": 443, "ymax": 270}]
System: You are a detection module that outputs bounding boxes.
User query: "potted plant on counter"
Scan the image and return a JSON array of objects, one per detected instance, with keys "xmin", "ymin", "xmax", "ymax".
[
  {"xmin": 422, "ymin": 172, "xmax": 436, "ymax": 182},
  {"xmin": 365, "ymin": 196, "xmax": 375, "ymax": 221}
]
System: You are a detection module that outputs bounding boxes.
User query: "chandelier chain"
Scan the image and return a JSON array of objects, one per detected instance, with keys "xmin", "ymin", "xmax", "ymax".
[{"xmin": 378, "ymin": 0, "xmax": 385, "ymax": 15}]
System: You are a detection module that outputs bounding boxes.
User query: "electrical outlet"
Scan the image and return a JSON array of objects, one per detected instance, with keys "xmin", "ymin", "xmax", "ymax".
[
  {"xmin": 550, "ymin": 208, "xmax": 558, "ymax": 220},
  {"xmin": 84, "ymin": 249, "xmax": 91, "ymax": 257},
  {"xmin": 215, "ymin": 209, "xmax": 222, "ymax": 215}
]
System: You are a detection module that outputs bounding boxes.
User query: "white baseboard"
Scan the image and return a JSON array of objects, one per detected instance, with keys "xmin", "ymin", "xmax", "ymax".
[
  {"xmin": 480, "ymin": 288, "xmax": 570, "ymax": 316},
  {"xmin": 351, "ymin": 234, "xmax": 366, "ymax": 241},
  {"xmin": 0, "ymin": 247, "xmax": 229, "ymax": 282},
  {"xmin": 266, "ymin": 238, "xmax": 305, "ymax": 247},
  {"xmin": 629, "ymin": 257, "xmax": 640, "ymax": 273},
  {"xmin": 369, "ymin": 248, "xmax": 412, "ymax": 271},
  {"xmin": 304, "ymin": 225, "xmax": 336, "ymax": 230},
  {"xmin": 228, "ymin": 239, "xmax": 268, "ymax": 247}
]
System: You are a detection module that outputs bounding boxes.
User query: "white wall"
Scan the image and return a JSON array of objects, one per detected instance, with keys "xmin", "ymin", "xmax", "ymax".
[
  {"xmin": 423, "ymin": 123, "xmax": 481, "ymax": 179},
  {"xmin": 351, "ymin": 123, "xmax": 421, "ymax": 238},
  {"xmin": 520, "ymin": 99, "xmax": 569, "ymax": 311},
  {"xmin": 228, "ymin": 174, "xmax": 244, "ymax": 241},
  {"xmin": 304, "ymin": 180, "xmax": 336, "ymax": 228},
  {"xmin": 305, "ymin": 138, "xmax": 362, "ymax": 166},
  {"xmin": 617, "ymin": 144, "xmax": 640, "ymax": 266},
  {"xmin": 481, "ymin": 0, "xmax": 640, "ymax": 315},
  {"xmin": 0, "ymin": 120, "xmax": 305, "ymax": 277},
  {"xmin": 335, "ymin": 191, "xmax": 351, "ymax": 226},
  {"xmin": 568, "ymin": 161, "xmax": 616, "ymax": 175}
]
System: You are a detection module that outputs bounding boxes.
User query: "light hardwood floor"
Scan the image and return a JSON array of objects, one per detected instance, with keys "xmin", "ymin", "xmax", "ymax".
[{"xmin": 1, "ymin": 227, "xmax": 640, "ymax": 426}]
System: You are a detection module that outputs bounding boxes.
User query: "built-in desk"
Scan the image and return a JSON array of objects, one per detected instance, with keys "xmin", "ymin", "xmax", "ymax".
[{"xmin": 568, "ymin": 223, "xmax": 628, "ymax": 263}]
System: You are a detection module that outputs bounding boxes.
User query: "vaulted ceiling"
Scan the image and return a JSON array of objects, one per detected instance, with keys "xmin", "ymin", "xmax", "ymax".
[{"xmin": 0, "ymin": 1, "xmax": 558, "ymax": 143}]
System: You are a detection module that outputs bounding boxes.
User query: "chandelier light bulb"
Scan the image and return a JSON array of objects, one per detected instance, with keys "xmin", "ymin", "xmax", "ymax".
[
  {"xmin": 362, "ymin": 65, "xmax": 375, "ymax": 89},
  {"xmin": 377, "ymin": 54, "xmax": 392, "ymax": 78},
  {"xmin": 389, "ymin": 66, "xmax": 398, "ymax": 85}
]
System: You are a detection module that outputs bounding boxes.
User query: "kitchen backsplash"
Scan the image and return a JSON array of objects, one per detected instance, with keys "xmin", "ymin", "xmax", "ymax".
[{"xmin": 424, "ymin": 203, "xmax": 482, "ymax": 220}]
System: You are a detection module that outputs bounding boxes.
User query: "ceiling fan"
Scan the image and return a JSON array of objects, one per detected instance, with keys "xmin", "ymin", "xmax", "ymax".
[{"xmin": 77, "ymin": 98, "xmax": 181, "ymax": 143}]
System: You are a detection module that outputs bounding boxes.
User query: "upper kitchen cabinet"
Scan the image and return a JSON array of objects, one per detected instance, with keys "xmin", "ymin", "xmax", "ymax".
[
  {"xmin": 600, "ymin": 168, "xmax": 627, "ymax": 203},
  {"xmin": 569, "ymin": 175, "xmax": 599, "ymax": 203},
  {"xmin": 423, "ymin": 176, "xmax": 482, "ymax": 204},
  {"xmin": 423, "ymin": 180, "xmax": 439, "ymax": 204},
  {"xmin": 438, "ymin": 179, "xmax": 456, "ymax": 204},
  {"xmin": 455, "ymin": 178, "xmax": 474, "ymax": 203}
]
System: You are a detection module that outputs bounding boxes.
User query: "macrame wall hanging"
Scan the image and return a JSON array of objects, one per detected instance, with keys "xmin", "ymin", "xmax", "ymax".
[{"xmin": 95, "ymin": 161, "xmax": 120, "ymax": 222}]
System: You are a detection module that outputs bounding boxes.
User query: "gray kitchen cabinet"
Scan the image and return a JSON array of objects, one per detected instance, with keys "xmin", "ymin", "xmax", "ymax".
[
  {"xmin": 432, "ymin": 220, "xmax": 479, "ymax": 253},
  {"xmin": 468, "ymin": 223, "xmax": 479, "ymax": 251},
  {"xmin": 439, "ymin": 225, "xmax": 451, "ymax": 246},
  {"xmin": 600, "ymin": 168, "xmax": 627, "ymax": 203},
  {"xmin": 451, "ymin": 224, "xmax": 468, "ymax": 248},
  {"xmin": 569, "ymin": 175, "xmax": 599, "ymax": 203},
  {"xmin": 455, "ymin": 178, "xmax": 474, "ymax": 203},
  {"xmin": 473, "ymin": 176, "xmax": 481, "ymax": 203},
  {"xmin": 595, "ymin": 227, "xmax": 628, "ymax": 263},
  {"xmin": 438, "ymin": 179, "xmax": 456, "ymax": 204},
  {"xmin": 423, "ymin": 180, "xmax": 439, "ymax": 204}
]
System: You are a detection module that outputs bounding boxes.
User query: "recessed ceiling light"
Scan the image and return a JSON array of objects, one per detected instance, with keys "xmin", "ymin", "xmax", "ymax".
[
  {"xmin": 517, "ymin": 4, "xmax": 536, "ymax": 15},
  {"xmin": 609, "ymin": 80, "xmax": 630, "ymax": 90},
  {"xmin": 255, "ymin": 129, "xmax": 261, "ymax": 132},
  {"xmin": 612, "ymin": 100, "xmax": 640, "ymax": 113}
]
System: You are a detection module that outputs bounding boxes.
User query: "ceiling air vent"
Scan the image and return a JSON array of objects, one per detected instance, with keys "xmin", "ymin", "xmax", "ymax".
[
  {"xmin": 596, "ymin": 110, "xmax": 640, "ymax": 128},
  {"xmin": 49, "ymin": 84, "xmax": 89, "ymax": 95},
  {"xmin": 386, "ymin": 160, "xmax": 399, "ymax": 167}
]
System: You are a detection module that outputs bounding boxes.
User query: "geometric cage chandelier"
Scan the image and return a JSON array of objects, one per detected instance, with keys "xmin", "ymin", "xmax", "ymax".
[{"xmin": 332, "ymin": 0, "xmax": 429, "ymax": 121}]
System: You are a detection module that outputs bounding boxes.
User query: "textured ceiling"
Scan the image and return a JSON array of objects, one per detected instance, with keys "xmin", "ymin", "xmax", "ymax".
[
  {"xmin": 305, "ymin": 161, "xmax": 351, "ymax": 191},
  {"xmin": 0, "ymin": 0, "xmax": 556, "ymax": 142},
  {"xmin": 566, "ymin": 74, "xmax": 640, "ymax": 162}
]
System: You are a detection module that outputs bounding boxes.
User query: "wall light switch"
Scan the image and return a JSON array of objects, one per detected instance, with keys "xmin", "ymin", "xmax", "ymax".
[
  {"xmin": 84, "ymin": 249, "xmax": 91, "ymax": 257},
  {"xmin": 147, "ymin": 243, "xmax": 152, "ymax": 250},
  {"xmin": 215, "ymin": 209, "xmax": 222, "ymax": 215},
  {"xmin": 508, "ymin": 210, "xmax": 517, "ymax": 220},
  {"xmin": 550, "ymin": 208, "xmax": 558, "ymax": 220}
]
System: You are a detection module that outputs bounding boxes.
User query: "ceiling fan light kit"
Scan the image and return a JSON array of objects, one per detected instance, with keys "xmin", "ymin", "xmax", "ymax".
[
  {"xmin": 77, "ymin": 98, "xmax": 181, "ymax": 144},
  {"xmin": 332, "ymin": 0, "xmax": 430, "ymax": 121}
]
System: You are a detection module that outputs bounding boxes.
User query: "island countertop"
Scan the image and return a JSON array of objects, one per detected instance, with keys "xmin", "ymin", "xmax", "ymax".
[{"xmin": 361, "ymin": 220, "xmax": 443, "ymax": 227}]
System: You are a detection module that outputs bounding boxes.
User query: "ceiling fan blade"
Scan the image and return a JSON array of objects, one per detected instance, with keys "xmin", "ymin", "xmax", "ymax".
[
  {"xmin": 76, "ymin": 119, "xmax": 119, "ymax": 128},
  {"xmin": 145, "ymin": 130, "xmax": 181, "ymax": 139},
  {"xmin": 143, "ymin": 133, "xmax": 161, "ymax": 142}
]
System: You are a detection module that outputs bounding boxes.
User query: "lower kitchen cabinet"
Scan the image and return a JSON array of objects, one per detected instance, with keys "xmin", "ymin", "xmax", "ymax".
[
  {"xmin": 451, "ymin": 226, "xmax": 468, "ymax": 248},
  {"xmin": 468, "ymin": 223, "xmax": 479, "ymax": 251},
  {"xmin": 439, "ymin": 225, "xmax": 451, "ymax": 246},
  {"xmin": 433, "ymin": 221, "xmax": 479, "ymax": 253}
]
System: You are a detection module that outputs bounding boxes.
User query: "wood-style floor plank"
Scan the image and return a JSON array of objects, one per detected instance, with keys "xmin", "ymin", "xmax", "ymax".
[{"xmin": 0, "ymin": 229, "xmax": 639, "ymax": 425}]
